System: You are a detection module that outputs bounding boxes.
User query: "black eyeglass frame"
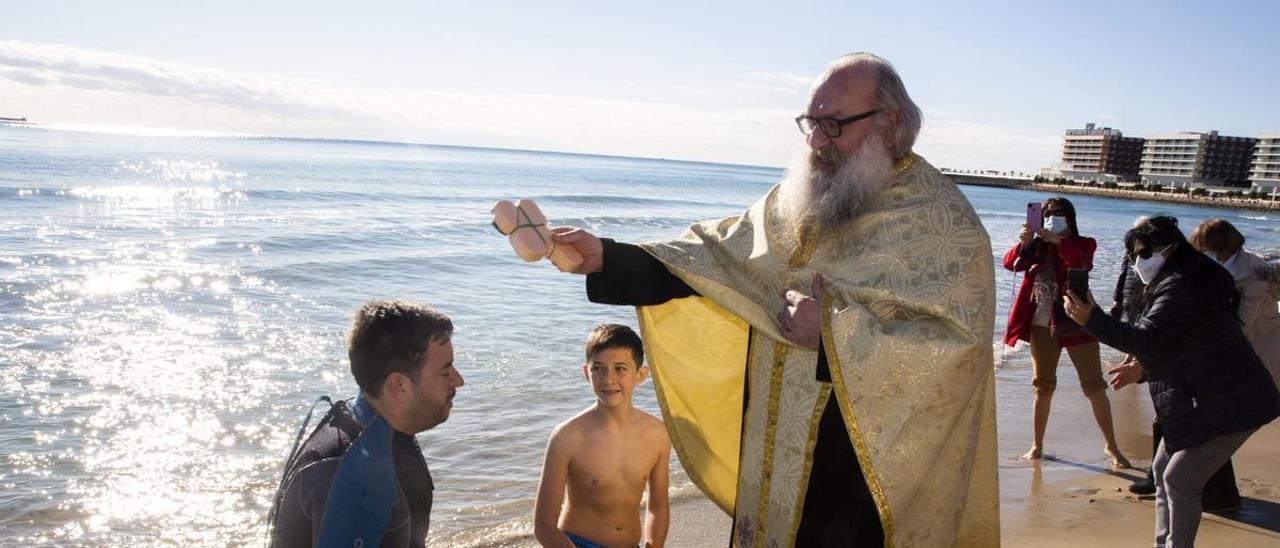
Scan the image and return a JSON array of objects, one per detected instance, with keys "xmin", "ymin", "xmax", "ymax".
[
  {"xmin": 1127, "ymin": 247, "xmax": 1154, "ymax": 261},
  {"xmin": 1128, "ymin": 242, "xmax": 1175, "ymax": 261},
  {"xmin": 794, "ymin": 109, "xmax": 880, "ymax": 138}
]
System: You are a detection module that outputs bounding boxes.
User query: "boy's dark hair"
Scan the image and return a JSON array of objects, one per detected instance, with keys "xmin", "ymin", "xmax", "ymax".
[
  {"xmin": 347, "ymin": 300, "xmax": 453, "ymax": 397},
  {"xmin": 1042, "ymin": 196, "xmax": 1080, "ymax": 237},
  {"xmin": 1188, "ymin": 218, "xmax": 1245, "ymax": 256},
  {"xmin": 584, "ymin": 324, "xmax": 644, "ymax": 368}
]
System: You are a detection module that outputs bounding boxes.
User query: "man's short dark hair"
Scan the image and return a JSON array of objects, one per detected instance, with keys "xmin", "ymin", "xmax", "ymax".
[
  {"xmin": 347, "ymin": 300, "xmax": 453, "ymax": 397},
  {"xmin": 584, "ymin": 324, "xmax": 644, "ymax": 368}
]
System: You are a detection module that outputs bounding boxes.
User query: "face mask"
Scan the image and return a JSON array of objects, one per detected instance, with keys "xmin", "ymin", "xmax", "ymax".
[
  {"xmin": 1134, "ymin": 253, "xmax": 1166, "ymax": 284},
  {"xmin": 1043, "ymin": 216, "xmax": 1069, "ymax": 235}
]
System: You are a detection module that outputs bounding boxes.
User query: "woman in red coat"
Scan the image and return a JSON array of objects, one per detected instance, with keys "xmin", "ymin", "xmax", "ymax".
[{"xmin": 1003, "ymin": 197, "xmax": 1130, "ymax": 468}]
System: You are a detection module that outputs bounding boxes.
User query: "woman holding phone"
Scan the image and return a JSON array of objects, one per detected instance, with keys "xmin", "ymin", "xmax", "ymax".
[
  {"xmin": 1002, "ymin": 197, "xmax": 1130, "ymax": 467},
  {"xmin": 1065, "ymin": 216, "xmax": 1278, "ymax": 547}
]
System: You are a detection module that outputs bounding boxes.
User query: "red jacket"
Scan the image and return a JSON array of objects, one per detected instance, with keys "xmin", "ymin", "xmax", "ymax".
[{"xmin": 1002, "ymin": 234, "xmax": 1097, "ymax": 348}]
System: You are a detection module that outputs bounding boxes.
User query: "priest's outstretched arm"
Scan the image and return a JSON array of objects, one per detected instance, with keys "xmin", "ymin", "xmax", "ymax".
[{"xmin": 588, "ymin": 239, "xmax": 697, "ymax": 306}]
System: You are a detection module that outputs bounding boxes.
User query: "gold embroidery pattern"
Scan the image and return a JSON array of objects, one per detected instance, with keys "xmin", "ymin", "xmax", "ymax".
[
  {"xmin": 640, "ymin": 154, "xmax": 999, "ymax": 546},
  {"xmin": 893, "ymin": 154, "xmax": 915, "ymax": 175},
  {"xmin": 822, "ymin": 292, "xmax": 896, "ymax": 548},
  {"xmin": 754, "ymin": 344, "xmax": 788, "ymax": 548},
  {"xmin": 787, "ymin": 224, "xmax": 817, "ymax": 269}
]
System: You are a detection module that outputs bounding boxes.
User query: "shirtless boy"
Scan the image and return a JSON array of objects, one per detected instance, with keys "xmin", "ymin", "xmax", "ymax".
[{"xmin": 534, "ymin": 324, "xmax": 670, "ymax": 548}]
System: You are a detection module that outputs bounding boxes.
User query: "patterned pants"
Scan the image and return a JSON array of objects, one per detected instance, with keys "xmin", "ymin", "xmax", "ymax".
[{"xmin": 1152, "ymin": 428, "xmax": 1257, "ymax": 547}]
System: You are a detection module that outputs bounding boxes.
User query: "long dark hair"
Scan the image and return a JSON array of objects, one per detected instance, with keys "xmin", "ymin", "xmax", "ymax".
[
  {"xmin": 1042, "ymin": 197, "xmax": 1080, "ymax": 237},
  {"xmin": 1126, "ymin": 216, "xmax": 1239, "ymax": 315}
]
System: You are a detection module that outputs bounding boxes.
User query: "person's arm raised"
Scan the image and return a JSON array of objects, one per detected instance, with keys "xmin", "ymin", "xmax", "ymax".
[
  {"xmin": 554, "ymin": 228, "xmax": 698, "ymax": 306},
  {"xmin": 533, "ymin": 427, "xmax": 577, "ymax": 548}
]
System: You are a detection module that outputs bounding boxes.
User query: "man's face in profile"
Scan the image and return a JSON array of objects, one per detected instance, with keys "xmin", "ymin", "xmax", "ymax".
[{"xmin": 405, "ymin": 337, "xmax": 463, "ymax": 432}]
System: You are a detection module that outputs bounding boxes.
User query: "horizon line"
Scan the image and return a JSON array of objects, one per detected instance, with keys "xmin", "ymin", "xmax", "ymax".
[{"xmin": 2, "ymin": 120, "xmax": 788, "ymax": 173}]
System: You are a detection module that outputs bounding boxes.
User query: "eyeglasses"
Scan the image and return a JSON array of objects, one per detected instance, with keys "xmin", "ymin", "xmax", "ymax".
[
  {"xmin": 795, "ymin": 109, "xmax": 880, "ymax": 138},
  {"xmin": 1128, "ymin": 243, "xmax": 1173, "ymax": 261},
  {"xmin": 1127, "ymin": 247, "xmax": 1154, "ymax": 261}
]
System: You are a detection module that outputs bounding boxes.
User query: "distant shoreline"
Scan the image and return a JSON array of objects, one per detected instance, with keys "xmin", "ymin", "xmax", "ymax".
[{"xmin": 954, "ymin": 179, "xmax": 1280, "ymax": 213}]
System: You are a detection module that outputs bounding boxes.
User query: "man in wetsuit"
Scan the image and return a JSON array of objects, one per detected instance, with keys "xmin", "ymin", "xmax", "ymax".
[{"xmin": 269, "ymin": 300, "xmax": 465, "ymax": 548}]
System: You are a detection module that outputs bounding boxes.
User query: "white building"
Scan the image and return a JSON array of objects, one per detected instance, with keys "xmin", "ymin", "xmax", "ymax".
[
  {"xmin": 1140, "ymin": 130, "xmax": 1257, "ymax": 188},
  {"xmin": 1251, "ymin": 133, "xmax": 1280, "ymax": 194},
  {"xmin": 1059, "ymin": 123, "xmax": 1143, "ymax": 182}
]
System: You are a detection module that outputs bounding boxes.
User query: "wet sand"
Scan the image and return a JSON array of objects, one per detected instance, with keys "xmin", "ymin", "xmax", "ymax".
[{"xmin": 661, "ymin": 367, "xmax": 1280, "ymax": 547}]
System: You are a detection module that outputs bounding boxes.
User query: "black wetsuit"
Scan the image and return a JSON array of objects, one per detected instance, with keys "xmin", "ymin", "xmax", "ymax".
[
  {"xmin": 269, "ymin": 399, "xmax": 434, "ymax": 548},
  {"xmin": 587, "ymin": 239, "xmax": 883, "ymax": 547}
]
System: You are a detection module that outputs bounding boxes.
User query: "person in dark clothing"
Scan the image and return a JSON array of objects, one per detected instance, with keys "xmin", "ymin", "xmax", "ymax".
[
  {"xmin": 1065, "ymin": 216, "xmax": 1279, "ymax": 547},
  {"xmin": 1109, "ymin": 237, "xmax": 1146, "ymax": 324},
  {"xmin": 1111, "ymin": 223, "xmax": 1241, "ymax": 508},
  {"xmin": 269, "ymin": 300, "xmax": 464, "ymax": 548}
]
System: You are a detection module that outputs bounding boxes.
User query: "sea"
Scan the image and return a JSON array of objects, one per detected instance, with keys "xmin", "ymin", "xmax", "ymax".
[{"xmin": 3, "ymin": 123, "xmax": 1279, "ymax": 546}]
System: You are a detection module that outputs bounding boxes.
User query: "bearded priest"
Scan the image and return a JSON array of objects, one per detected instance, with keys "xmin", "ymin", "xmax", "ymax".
[{"xmin": 553, "ymin": 52, "xmax": 999, "ymax": 548}]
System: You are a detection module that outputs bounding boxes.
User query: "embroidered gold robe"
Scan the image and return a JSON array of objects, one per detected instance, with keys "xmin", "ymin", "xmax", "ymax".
[{"xmin": 636, "ymin": 154, "xmax": 999, "ymax": 547}]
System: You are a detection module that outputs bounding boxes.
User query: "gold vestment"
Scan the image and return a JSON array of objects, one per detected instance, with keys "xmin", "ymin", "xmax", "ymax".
[{"xmin": 636, "ymin": 154, "xmax": 999, "ymax": 547}]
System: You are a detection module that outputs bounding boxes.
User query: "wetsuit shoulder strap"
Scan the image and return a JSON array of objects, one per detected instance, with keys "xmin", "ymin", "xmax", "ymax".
[
  {"xmin": 315, "ymin": 394, "xmax": 399, "ymax": 548},
  {"xmin": 267, "ymin": 395, "xmax": 335, "ymax": 542}
]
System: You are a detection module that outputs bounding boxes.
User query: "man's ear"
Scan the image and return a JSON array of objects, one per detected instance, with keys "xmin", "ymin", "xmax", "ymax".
[
  {"xmin": 383, "ymin": 371, "xmax": 409, "ymax": 403},
  {"xmin": 881, "ymin": 109, "xmax": 900, "ymax": 149},
  {"xmin": 638, "ymin": 364, "xmax": 649, "ymax": 383},
  {"xmin": 581, "ymin": 363, "xmax": 590, "ymax": 381}
]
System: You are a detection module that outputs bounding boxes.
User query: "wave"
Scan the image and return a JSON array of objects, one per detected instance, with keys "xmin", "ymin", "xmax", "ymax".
[
  {"xmin": 528, "ymin": 193, "xmax": 740, "ymax": 209},
  {"xmin": 0, "ymin": 187, "xmax": 73, "ymax": 199},
  {"xmin": 973, "ymin": 209, "xmax": 1026, "ymax": 219}
]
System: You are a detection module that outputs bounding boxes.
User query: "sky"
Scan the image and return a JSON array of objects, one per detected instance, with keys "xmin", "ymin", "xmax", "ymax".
[{"xmin": 2, "ymin": 0, "xmax": 1277, "ymax": 171}]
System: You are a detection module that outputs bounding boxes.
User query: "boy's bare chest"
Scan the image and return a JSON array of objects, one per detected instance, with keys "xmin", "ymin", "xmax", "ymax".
[{"xmin": 568, "ymin": 431, "xmax": 654, "ymax": 492}]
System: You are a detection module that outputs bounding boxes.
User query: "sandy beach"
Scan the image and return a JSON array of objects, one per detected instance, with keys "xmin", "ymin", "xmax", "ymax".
[{"xmin": 656, "ymin": 367, "xmax": 1280, "ymax": 547}]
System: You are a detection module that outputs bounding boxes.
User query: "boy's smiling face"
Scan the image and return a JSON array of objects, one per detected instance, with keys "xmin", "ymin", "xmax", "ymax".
[{"xmin": 582, "ymin": 346, "xmax": 646, "ymax": 407}]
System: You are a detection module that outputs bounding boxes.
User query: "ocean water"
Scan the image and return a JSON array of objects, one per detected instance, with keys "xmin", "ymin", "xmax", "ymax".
[{"xmin": 3, "ymin": 123, "xmax": 1279, "ymax": 546}]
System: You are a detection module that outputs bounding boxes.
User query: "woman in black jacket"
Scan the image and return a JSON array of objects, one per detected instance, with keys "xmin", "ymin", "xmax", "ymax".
[{"xmin": 1064, "ymin": 215, "xmax": 1279, "ymax": 548}]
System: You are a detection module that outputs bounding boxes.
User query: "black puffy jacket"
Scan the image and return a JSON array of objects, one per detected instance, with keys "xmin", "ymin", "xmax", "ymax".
[{"xmin": 1084, "ymin": 268, "xmax": 1279, "ymax": 452}]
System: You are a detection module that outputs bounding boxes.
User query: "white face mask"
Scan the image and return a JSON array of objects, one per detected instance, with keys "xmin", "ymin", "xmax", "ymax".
[
  {"xmin": 1135, "ymin": 251, "xmax": 1166, "ymax": 284},
  {"xmin": 1044, "ymin": 216, "xmax": 1069, "ymax": 235}
]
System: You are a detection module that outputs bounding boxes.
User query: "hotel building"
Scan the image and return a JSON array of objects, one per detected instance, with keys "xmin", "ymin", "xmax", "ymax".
[
  {"xmin": 1059, "ymin": 123, "xmax": 1144, "ymax": 182},
  {"xmin": 1140, "ymin": 130, "xmax": 1257, "ymax": 188},
  {"xmin": 1251, "ymin": 134, "xmax": 1280, "ymax": 193}
]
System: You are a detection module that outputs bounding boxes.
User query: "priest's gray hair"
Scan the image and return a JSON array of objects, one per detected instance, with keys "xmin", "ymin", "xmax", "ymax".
[{"xmin": 820, "ymin": 52, "xmax": 922, "ymax": 158}]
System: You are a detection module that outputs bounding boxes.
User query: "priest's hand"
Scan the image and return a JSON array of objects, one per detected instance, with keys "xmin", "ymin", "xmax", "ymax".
[
  {"xmin": 779, "ymin": 274, "xmax": 825, "ymax": 351},
  {"xmin": 551, "ymin": 227, "xmax": 603, "ymax": 274}
]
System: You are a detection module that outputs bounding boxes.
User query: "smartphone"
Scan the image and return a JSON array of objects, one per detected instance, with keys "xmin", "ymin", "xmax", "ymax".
[
  {"xmin": 1068, "ymin": 268, "xmax": 1089, "ymax": 299},
  {"xmin": 1025, "ymin": 202, "xmax": 1043, "ymax": 229}
]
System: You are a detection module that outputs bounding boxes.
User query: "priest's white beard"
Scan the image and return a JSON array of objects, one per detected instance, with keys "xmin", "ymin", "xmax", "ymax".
[{"xmin": 777, "ymin": 132, "xmax": 895, "ymax": 236}]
